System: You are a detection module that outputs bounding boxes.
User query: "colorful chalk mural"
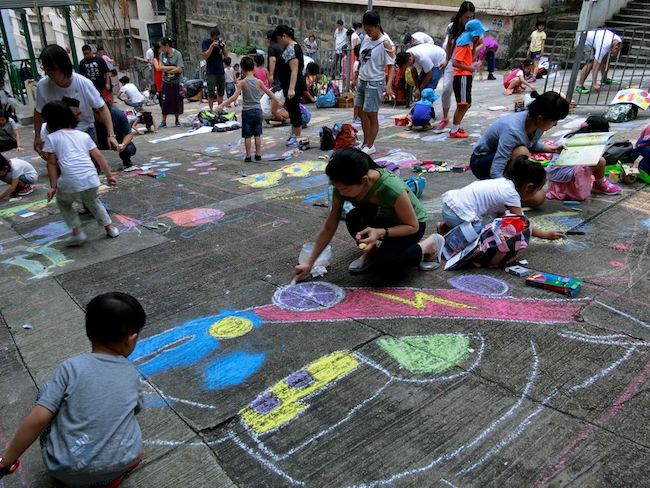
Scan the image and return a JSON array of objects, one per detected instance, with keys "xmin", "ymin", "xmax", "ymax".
[{"xmin": 138, "ymin": 279, "xmax": 650, "ymax": 486}]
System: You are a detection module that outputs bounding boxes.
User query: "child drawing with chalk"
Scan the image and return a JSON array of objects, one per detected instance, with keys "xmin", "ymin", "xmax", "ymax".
[
  {"xmin": 217, "ymin": 56, "xmax": 280, "ymax": 162},
  {"xmin": 41, "ymin": 100, "xmax": 119, "ymax": 246},
  {"xmin": 292, "ymin": 148, "xmax": 445, "ymax": 281},
  {"xmin": 0, "ymin": 292, "xmax": 146, "ymax": 486},
  {"xmin": 546, "ymin": 115, "xmax": 621, "ymax": 200},
  {"xmin": 440, "ymin": 155, "xmax": 565, "ymax": 240}
]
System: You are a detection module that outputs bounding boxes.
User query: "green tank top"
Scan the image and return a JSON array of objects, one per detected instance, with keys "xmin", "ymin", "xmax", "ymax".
[{"xmin": 334, "ymin": 169, "xmax": 428, "ymax": 226}]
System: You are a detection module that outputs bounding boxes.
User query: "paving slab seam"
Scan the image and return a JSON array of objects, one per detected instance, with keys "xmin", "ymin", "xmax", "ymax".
[
  {"xmin": 566, "ymin": 183, "xmax": 648, "ymax": 232},
  {"xmin": 0, "ymin": 310, "xmax": 39, "ymax": 390},
  {"xmin": 140, "ymin": 378, "xmax": 240, "ymax": 485}
]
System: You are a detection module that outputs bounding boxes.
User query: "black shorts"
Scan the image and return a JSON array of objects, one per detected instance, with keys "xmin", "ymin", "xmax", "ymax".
[{"xmin": 453, "ymin": 75, "xmax": 472, "ymax": 105}]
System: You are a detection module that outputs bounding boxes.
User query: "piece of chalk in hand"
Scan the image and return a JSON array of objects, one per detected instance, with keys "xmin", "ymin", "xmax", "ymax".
[
  {"xmin": 290, "ymin": 278, "xmax": 297, "ymax": 285},
  {"xmin": 358, "ymin": 243, "xmax": 367, "ymax": 250},
  {"xmin": 355, "ymin": 233, "xmax": 362, "ymax": 242}
]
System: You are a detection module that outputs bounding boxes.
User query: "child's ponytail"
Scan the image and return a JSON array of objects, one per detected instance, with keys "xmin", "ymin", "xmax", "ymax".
[{"xmin": 504, "ymin": 155, "xmax": 546, "ymax": 190}]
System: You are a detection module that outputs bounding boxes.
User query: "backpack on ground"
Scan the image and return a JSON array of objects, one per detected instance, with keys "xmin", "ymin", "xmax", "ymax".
[
  {"xmin": 320, "ymin": 126, "xmax": 335, "ymax": 150},
  {"xmin": 603, "ymin": 141, "xmax": 636, "ymax": 165},
  {"xmin": 334, "ymin": 123, "xmax": 358, "ymax": 149},
  {"xmin": 316, "ymin": 89, "xmax": 336, "ymax": 109},
  {"xmin": 445, "ymin": 215, "xmax": 530, "ymax": 270},
  {"xmin": 0, "ymin": 127, "xmax": 17, "ymax": 152},
  {"xmin": 198, "ymin": 110, "xmax": 219, "ymax": 126},
  {"xmin": 403, "ymin": 176, "xmax": 425, "ymax": 199},
  {"xmin": 602, "ymin": 103, "xmax": 638, "ymax": 123}
]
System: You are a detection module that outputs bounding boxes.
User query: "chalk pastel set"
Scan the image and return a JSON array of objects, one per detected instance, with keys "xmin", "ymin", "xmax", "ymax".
[{"xmin": 525, "ymin": 271, "xmax": 583, "ymax": 297}]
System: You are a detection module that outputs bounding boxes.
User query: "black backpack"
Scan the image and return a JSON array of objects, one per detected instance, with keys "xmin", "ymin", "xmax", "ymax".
[
  {"xmin": 320, "ymin": 126, "xmax": 335, "ymax": 150},
  {"xmin": 603, "ymin": 141, "xmax": 636, "ymax": 165}
]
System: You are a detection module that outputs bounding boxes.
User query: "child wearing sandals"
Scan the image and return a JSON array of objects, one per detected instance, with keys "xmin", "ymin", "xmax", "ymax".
[
  {"xmin": 546, "ymin": 115, "xmax": 621, "ymax": 200},
  {"xmin": 440, "ymin": 155, "xmax": 564, "ymax": 240},
  {"xmin": 0, "ymin": 292, "xmax": 146, "ymax": 487},
  {"xmin": 41, "ymin": 100, "xmax": 119, "ymax": 246},
  {"xmin": 292, "ymin": 148, "xmax": 445, "ymax": 281}
]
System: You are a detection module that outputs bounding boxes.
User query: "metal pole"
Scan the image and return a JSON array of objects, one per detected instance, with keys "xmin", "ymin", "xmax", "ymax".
[
  {"xmin": 36, "ymin": 7, "xmax": 47, "ymax": 48},
  {"xmin": 568, "ymin": 0, "xmax": 594, "ymax": 99},
  {"xmin": 19, "ymin": 9, "xmax": 39, "ymax": 80},
  {"xmin": 368, "ymin": 0, "xmax": 373, "ymax": 9},
  {"xmin": 0, "ymin": 11, "xmax": 13, "ymax": 62},
  {"xmin": 62, "ymin": 6, "xmax": 78, "ymax": 71}
]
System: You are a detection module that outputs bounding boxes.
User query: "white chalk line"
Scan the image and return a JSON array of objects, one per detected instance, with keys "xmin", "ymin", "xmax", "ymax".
[
  {"xmin": 440, "ymin": 479, "xmax": 459, "ymax": 488},
  {"xmin": 559, "ymin": 331, "xmax": 650, "ymax": 347},
  {"xmin": 594, "ymin": 300, "xmax": 650, "ymax": 331},
  {"xmin": 246, "ymin": 334, "xmax": 484, "ymax": 462},
  {"xmin": 228, "ymin": 431, "xmax": 305, "ymax": 486},
  {"xmin": 346, "ymin": 340, "xmax": 540, "ymax": 488},
  {"xmin": 457, "ymin": 347, "xmax": 636, "ymax": 476}
]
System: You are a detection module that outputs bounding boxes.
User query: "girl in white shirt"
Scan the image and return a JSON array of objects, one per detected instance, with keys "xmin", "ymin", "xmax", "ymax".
[
  {"xmin": 41, "ymin": 101, "xmax": 120, "ymax": 246},
  {"xmin": 441, "ymin": 155, "xmax": 564, "ymax": 240}
]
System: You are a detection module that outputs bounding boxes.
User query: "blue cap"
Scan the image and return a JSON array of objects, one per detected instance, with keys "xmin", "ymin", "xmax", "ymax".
[{"xmin": 456, "ymin": 19, "xmax": 488, "ymax": 46}]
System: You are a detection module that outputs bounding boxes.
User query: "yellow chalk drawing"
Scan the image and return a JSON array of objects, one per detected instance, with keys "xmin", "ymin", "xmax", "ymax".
[
  {"xmin": 238, "ymin": 171, "xmax": 284, "ymax": 188},
  {"xmin": 370, "ymin": 291, "xmax": 477, "ymax": 310},
  {"xmin": 209, "ymin": 316, "xmax": 254, "ymax": 339},
  {"xmin": 281, "ymin": 161, "xmax": 327, "ymax": 177},
  {"xmin": 240, "ymin": 351, "xmax": 359, "ymax": 434},
  {"xmin": 238, "ymin": 161, "xmax": 327, "ymax": 189}
]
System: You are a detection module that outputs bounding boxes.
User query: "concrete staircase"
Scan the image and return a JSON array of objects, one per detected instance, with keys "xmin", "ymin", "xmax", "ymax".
[{"xmin": 605, "ymin": 0, "xmax": 650, "ymax": 62}]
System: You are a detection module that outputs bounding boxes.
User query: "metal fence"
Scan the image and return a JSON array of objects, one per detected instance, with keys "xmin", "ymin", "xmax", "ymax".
[{"xmin": 542, "ymin": 27, "xmax": 650, "ymax": 106}]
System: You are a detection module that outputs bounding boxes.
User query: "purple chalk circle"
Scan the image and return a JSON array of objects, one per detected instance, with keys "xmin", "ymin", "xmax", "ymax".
[
  {"xmin": 186, "ymin": 167, "xmax": 197, "ymax": 172},
  {"xmin": 448, "ymin": 275, "xmax": 510, "ymax": 296},
  {"xmin": 273, "ymin": 282, "xmax": 345, "ymax": 312},
  {"xmin": 198, "ymin": 171, "xmax": 210, "ymax": 175},
  {"xmin": 193, "ymin": 162, "xmax": 213, "ymax": 167},
  {"xmin": 250, "ymin": 392, "xmax": 281, "ymax": 414},
  {"xmin": 286, "ymin": 370, "xmax": 314, "ymax": 389},
  {"xmin": 208, "ymin": 168, "xmax": 217, "ymax": 171}
]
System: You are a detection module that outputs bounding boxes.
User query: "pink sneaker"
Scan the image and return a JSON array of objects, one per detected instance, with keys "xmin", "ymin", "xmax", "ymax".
[
  {"xmin": 592, "ymin": 178, "xmax": 621, "ymax": 195},
  {"xmin": 436, "ymin": 118, "xmax": 449, "ymax": 130}
]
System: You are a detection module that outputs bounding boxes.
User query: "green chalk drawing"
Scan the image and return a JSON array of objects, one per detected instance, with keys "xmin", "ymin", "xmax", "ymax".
[{"xmin": 378, "ymin": 334, "xmax": 470, "ymax": 374}]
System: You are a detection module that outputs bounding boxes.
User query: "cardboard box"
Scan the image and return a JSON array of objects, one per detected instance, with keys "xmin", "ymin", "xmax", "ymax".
[
  {"xmin": 336, "ymin": 94, "xmax": 354, "ymax": 108},
  {"xmin": 525, "ymin": 271, "xmax": 582, "ymax": 297}
]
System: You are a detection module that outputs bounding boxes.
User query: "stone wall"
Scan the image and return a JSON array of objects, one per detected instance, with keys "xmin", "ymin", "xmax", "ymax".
[{"xmin": 172, "ymin": 0, "xmax": 546, "ymax": 67}]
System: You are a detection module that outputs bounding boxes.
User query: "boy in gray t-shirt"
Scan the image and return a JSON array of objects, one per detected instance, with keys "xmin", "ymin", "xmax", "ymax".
[{"xmin": 0, "ymin": 292, "xmax": 146, "ymax": 486}]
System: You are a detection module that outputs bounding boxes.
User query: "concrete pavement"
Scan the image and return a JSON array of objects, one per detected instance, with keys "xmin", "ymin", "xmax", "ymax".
[{"xmin": 1, "ymin": 75, "xmax": 649, "ymax": 487}]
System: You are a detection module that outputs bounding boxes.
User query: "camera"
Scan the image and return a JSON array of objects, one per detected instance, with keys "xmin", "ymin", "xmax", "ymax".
[{"xmin": 217, "ymin": 39, "xmax": 225, "ymax": 49}]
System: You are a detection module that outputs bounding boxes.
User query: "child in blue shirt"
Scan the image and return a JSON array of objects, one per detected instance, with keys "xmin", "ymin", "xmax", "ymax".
[{"xmin": 409, "ymin": 87, "xmax": 436, "ymax": 128}]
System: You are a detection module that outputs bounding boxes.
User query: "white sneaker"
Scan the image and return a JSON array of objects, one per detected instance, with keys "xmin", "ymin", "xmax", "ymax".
[
  {"xmin": 106, "ymin": 226, "xmax": 120, "ymax": 238},
  {"xmin": 348, "ymin": 255, "xmax": 371, "ymax": 273},
  {"xmin": 66, "ymin": 231, "xmax": 87, "ymax": 247},
  {"xmin": 361, "ymin": 145, "xmax": 377, "ymax": 155}
]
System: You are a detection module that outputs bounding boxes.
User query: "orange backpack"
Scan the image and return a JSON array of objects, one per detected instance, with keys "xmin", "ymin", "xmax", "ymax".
[{"xmin": 334, "ymin": 123, "xmax": 358, "ymax": 150}]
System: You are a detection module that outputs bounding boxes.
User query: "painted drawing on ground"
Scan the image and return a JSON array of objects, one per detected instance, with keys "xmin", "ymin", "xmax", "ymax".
[{"xmin": 134, "ymin": 279, "xmax": 650, "ymax": 485}]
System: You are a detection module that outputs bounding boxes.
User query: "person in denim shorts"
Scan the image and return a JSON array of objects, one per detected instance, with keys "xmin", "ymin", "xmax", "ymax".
[
  {"xmin": 218, "ymin": 57, "xmax": 280, "ymax": 162},
  {"xmin": 352, "ymin": 10, "xmax": 395, "ymax": 156}
]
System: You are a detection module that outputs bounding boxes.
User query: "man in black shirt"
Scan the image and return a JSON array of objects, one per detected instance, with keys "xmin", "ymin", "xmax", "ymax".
[
  {"xmin": 266, "ymin": 30, "xmax": 285, "ymax": 90},
  {"xmin": 78, "ymin": 45, "xmax": 111, "ymax": 102}
]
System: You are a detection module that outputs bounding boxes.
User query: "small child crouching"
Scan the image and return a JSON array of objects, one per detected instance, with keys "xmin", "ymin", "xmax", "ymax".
[
  {"xmin": 0, "ymin": 155, "xmax": 37, "ymax": 199},
  {"xmin": 0, "ymin": 292, "xmax": 146, "ymax": 487},
  {"xmin": 41, "ymin": 100, "xmax": 119, "ymax": 246},
  {"xmin": 546, "ymin": 115, "xmax": 621, "ymax": 200},
  {"xmin": 409, "ymin": 87, "xmax": 436, "ymax": 128},
  {"xmin": 218, "ymin": 56, "xmax": 280, "ymax": 162}
]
